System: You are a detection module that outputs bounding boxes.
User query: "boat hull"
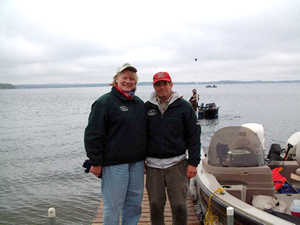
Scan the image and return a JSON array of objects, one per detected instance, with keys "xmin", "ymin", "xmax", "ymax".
[
  {"xmin": 194, "ymin": 161, "xmax": 296, "ymax": 225},
  {"xmin": 196, "ymin": 176, "xmax": 264, "ymax": 225}
]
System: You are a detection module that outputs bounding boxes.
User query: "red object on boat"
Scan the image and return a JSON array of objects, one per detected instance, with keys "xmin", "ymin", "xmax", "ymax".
[
  {"xmin": 272, "ymin": 167, "xmax": 287, "ymax": 190},
  {"xmin": 291, "ymin": 211, "xmax": 300, "ymax": 217},
  {"xmin": 290, "ymin": 200, "xmax": 300, "ymax": 217}
]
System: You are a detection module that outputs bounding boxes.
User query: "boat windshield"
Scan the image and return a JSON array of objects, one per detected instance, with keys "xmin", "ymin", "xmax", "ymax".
[{"xmin": 207, "ymin": 126, "xmax": 265, "ymax": 167}]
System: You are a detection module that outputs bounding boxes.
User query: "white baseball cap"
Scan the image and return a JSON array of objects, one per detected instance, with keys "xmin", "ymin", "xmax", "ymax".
[{"xmin": 116, "ymin": 63, "xmax": 137, "ymax": 74}]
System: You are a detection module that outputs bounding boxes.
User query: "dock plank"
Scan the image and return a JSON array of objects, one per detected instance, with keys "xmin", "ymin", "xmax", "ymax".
[{"xmin": 92, "ymin": 179, "xmax": 200, "ymax": 225}]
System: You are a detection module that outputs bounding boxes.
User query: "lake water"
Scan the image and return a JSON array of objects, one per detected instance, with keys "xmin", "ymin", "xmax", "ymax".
[{"xmin": 0, "ymin": 83, "xmax": 300, "ymax": 225}]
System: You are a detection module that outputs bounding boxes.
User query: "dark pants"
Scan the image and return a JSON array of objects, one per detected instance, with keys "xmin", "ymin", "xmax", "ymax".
[{"xmin": 146, "ymin": 160, "xmax": 188, "ymax": 225}]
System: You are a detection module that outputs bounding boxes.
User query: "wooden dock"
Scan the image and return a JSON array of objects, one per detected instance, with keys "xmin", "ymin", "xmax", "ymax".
[{"xmin": 92, "ymin": 184, "xmax": 200, "ymax": 225}]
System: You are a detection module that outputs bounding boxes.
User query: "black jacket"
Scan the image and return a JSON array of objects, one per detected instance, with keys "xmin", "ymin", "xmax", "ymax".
[
  {"xmin": 145, "ymin": 97, "xmax": 201, "ymax": 166},
  {"xmin": 84, "ymin": 87, "xmax": 147, "ymax": 166}
]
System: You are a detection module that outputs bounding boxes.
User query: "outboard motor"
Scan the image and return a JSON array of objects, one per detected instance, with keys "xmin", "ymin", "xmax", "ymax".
[
  {"xmin": 267, "ymin": 144, "xmax": 283, "ymax": 161},
  {"xmin": 290, "ymin": 141, "xmax": 300, "ymax": 181},
  {"xmin": 283, "ymin": 132, "xmax": 300, "ymax": 160}
]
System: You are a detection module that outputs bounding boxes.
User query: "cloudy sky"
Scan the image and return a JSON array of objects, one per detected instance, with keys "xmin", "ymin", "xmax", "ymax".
[{"xmin": 0, "ymin": 0, "xmax": 300, "ymax": 84}]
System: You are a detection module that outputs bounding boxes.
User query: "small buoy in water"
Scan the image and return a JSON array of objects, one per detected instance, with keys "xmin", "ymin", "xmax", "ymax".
[{"xmin": 48, "ymin": 207, "xmax": 56, "ymax": 218}]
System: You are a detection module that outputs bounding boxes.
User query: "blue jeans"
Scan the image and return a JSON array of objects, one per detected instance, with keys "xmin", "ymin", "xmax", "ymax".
[{"xmin": 101, "ymin": 161, "xmax": 144, "ymax": 225}]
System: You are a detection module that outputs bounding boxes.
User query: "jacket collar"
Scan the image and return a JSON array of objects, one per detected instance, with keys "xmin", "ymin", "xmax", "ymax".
[
  {"xmin": 111, "ymin": 86, "xmax": 136, "ymax": 102},
  {"xmin": 149, "ymin": 91, "xmax": 182, "ymax": 107}
]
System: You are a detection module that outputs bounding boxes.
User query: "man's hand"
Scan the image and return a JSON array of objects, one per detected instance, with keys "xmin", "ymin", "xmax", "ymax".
[
  {"xmin": 90, "ymin": 165, "xmax": 102, "ymax": 177},
  {"xmin": 186, "ymin": 165, "xmax": 197, "ymax": 179}
]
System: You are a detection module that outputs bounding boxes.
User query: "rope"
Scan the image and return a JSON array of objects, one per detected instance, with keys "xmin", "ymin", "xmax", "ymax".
[{"xmin": 204, "ymin": 187, "xmax": 225, "ymax": 225}]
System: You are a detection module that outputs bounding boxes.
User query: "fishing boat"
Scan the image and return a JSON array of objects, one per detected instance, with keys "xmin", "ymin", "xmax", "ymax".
[
  {"xmin": 191, "ymin": 123, "xmax": 300, "ymax": 225},
  {"xmin": 198, "ymin": 103, "xmax": 219, "ymax": 120},
  {"xmin": 206, "ymin": 84, "xmax": 217, "ymax": 88}
]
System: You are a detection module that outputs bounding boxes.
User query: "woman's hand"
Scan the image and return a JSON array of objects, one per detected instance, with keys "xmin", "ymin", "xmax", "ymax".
[{"xmin": 90, "ymin": 165, "xmax": 102, "ymax": 177}]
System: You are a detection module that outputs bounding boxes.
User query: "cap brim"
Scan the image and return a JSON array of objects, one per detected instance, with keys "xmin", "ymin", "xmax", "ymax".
[
  {"xmin": 153, "ymin": 78, "xmax": 171, "ymax": 84},
  {"xmin": 126, "ymin": 66, "xmax": 137, "ymax": 72}
]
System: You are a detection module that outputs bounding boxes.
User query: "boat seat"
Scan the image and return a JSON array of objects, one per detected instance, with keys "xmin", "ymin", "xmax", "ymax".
[{"xmin": 203, "ymin": 158, "xmax": 275, "ymax": 204}]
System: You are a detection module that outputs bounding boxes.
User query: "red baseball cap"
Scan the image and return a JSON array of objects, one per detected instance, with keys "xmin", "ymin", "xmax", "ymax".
[{"xmin": 153, "ymin": 72, "xmax": 172, "ymax": 84}]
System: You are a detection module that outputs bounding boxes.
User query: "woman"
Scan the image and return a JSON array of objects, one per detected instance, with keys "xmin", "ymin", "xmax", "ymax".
[{"xmin": 84, "ymin": 63, "xmax": 146, "ymax": 225}]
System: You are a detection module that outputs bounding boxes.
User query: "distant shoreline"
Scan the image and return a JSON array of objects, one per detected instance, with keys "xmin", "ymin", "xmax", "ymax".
[
  {"xmin": 1, "ymin": 80, "xmax": 300, "ymax": 89},
  {"xmin": 0, "ymin": 83, "xmax": 16, "ymax": 89}
]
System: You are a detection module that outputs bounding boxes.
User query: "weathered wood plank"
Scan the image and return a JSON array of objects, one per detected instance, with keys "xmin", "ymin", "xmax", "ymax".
[{"xmin": 92, "ymin": 178, "xmax": 200, "ymax": 225}]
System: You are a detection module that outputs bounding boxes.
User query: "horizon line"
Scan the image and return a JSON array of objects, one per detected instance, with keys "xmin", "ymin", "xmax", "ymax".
[{"xmin": 3, "ymin": 79, "xmax": 300, "ymax": 86}]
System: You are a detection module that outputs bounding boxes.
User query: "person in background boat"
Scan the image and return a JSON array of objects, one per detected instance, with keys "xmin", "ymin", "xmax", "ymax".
[
  {"xmin": 145, "ymin": 72, "xmax": 201, "ymax": 225},
  {"xmin": 84, "ymin": 63, "xmax": 146, "ymax": 225},
  {"xmin": 189, "ymin": 88, "xmax": 199, "ymax": 112}
]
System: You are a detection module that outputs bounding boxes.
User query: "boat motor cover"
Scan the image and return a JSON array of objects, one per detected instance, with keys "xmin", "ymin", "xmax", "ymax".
[
  {"xmin": 285, "ymin": 132, "xmax": 300, "ymax": 160},
  {"xmin": 208, "ymin": 126, "xmax": 265, "ymax": 167},
  {"xmin": 297, "ymin": 142, "xmax": 300, "ymax": 165},
  {"xmin": 242, "ymin": 123, "xmax": 265, "ymax": 150},
  {"xmin": 287, "ymin": 132, "xmax": 300, "ymax": 146},
  {"xmin": 268, "ymin": 144, "xmax": 283, "ymax": 161}
]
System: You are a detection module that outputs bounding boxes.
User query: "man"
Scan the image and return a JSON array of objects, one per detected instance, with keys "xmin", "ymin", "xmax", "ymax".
[
  {"xmin": 145, "ymin": 72, "xmax": 201, "ymax": 225},
  {"xmin": 189, "ymin": 88, "xmax": 199, "ymax": 112}
]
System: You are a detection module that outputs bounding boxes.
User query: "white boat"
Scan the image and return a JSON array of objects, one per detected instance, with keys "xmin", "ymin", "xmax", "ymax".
[
  {"xmin": 190, "ymin": 123, "xmax": 300, "ymax": 225},
  {"xmin": 206, "ymin": 84, "xmax": 218, "ymax": 88}
]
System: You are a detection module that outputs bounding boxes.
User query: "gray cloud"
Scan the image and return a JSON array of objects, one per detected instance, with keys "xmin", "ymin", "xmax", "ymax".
[{"xmin": 0, "ymin": 0, "xmax": 300, "ymax": 84}]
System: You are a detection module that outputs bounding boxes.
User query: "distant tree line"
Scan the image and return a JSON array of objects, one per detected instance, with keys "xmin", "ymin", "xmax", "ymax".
[
  {"xmin": 1, "ymin": 80, "xmax": 300, "ymax": 89},
  {"xmin": 0, "ymin": 83, "xmax": 16, "ymax": 89}
]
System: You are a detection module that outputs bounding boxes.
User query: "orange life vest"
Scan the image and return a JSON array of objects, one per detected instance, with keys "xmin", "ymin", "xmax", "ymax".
[{"xmin": 272, "ymin": 167, "xmax": 287, "ymax": 190}]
